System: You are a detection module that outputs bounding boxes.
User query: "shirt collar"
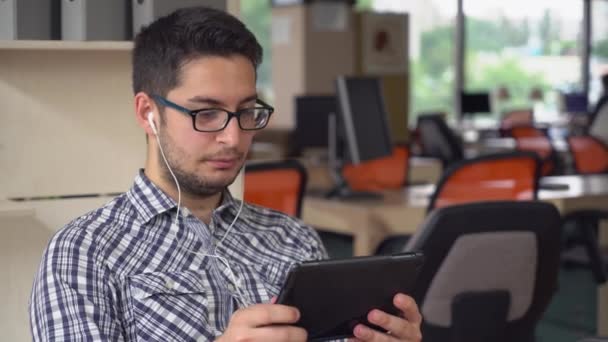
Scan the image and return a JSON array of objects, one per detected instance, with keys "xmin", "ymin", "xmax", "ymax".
[{"xmin": 127, "ymin": 169, "xmax": 240, "ymax": 224}]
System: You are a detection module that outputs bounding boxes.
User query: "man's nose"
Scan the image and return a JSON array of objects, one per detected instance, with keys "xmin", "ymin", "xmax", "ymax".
[{"xmin": 216, "ymin": 116, "xmax": 242, "ymax": 146}]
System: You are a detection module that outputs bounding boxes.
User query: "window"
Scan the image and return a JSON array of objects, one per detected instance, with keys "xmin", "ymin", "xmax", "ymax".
[
  {"xmin": 464, "ymin": 0, "xmax": 583, "ymax": 123},
  {"xmin": 241, "ymin": 0, "xmax": 273, "ymax": 101},
  {"xmin": 371, "ymin": 0, "xmax": 457, "ymax": 124},
  {"xmin": 590, "ymin": 0, "xmax": 608, "ymax": 106}
]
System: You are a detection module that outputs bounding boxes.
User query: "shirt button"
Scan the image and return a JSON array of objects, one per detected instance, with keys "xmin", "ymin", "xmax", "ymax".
[{"xmin": 165, "ymin": 279, "xmax": 175, "ymax": 290}]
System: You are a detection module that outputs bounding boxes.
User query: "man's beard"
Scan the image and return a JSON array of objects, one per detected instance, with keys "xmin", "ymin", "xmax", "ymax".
[{"xmin": 157, "ymin": 130, "xmax": 244, "ymax": 197}]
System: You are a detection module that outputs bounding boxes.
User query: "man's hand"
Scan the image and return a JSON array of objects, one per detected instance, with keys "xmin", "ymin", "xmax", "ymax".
[
  {"xmin": 348, "ymin": 294, "xmax": 422, "ymax": 342},
  {"xmin": 216, "ymin": 303, "xmax": 307, "ymax": 342}
]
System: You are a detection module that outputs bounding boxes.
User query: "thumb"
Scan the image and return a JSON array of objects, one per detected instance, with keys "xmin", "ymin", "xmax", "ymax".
[{"xmin": 270, "ymin": 296, "xmax": 278, "ymax": 304}]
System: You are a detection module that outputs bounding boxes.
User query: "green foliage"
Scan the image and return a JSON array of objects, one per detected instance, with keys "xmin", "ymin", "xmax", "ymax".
[
  {"xmin": 240, "ymin": 0, "xmax": 272, "ymax": 93},
  {"xmin": 355, "ymin": 0, "xmax": 373, "ymax": 11},
  {"xmin": 420, "ymin": 25, "xmax": 455, "ymax": 79},
  {"xmin": 594, "ymin": 38, "xmax": 608, "ymax": 59},
  {"xmin": 467, "ymin": 56, "xmax": 550, "ymax": 109}
]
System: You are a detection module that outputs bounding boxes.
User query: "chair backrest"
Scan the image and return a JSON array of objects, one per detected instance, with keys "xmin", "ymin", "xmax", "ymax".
[
  {"xmin": 406, "ymin": 201, "xmax": 561, "ymax": 342},
  {"xmin": 244, "ymin": 159, "xmax": 307, "ymax": 217},
  {"xmin": 428, "ymin": 151, "xmax": 540, "ymax": 211},
  {"xmin": 506, "ymin": 126, "xmax": 555, "ymax": 175},
  {"xmin": 342, "ymin": 145, "xmax": 409, "ymax": 191},
  {"xmin": 416, "ymin": 114, "xmax": 464, "ymax": 168},
  {"xmin": 567, "ymin": 135, "xmax": 608, "ymax": 174},
  {"xmin": 500, "ymin": 109, "xmax": 534, "ymax": 130}
]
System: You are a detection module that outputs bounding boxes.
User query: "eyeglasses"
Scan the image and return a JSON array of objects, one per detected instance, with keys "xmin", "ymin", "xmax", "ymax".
[{"xmin": 151, "ymin": 95, "xmax": 274, "ymax": 132}]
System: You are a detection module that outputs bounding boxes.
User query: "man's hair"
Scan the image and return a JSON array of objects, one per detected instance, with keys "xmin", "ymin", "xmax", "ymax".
[{"xmin": 132, "ymin": 6, "xmax": 263, "ymax": 97}]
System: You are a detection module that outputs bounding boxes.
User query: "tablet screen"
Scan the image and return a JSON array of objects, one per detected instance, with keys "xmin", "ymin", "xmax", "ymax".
[{"xmin": 276, "ymin": 252, "xmax": 424, "ymax": 341}]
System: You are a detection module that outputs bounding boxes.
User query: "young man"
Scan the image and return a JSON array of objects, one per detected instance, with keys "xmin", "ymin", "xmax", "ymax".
[{"xmin": 30, "ymin": 7, "xmax": 422, "ymax": 342}]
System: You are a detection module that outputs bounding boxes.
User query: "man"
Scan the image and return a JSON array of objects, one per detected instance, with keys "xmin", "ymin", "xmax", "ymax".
[{"xmin": 30, "ymin": 7, "xmax": 422, "ymax": 341}]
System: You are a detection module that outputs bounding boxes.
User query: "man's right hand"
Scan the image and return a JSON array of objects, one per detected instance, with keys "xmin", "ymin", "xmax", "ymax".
[{"xmin": 216, "ymin": 303, "xmax": 307, "ymax": 342}]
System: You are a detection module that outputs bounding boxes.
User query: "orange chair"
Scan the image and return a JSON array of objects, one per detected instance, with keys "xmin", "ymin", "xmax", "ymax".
[
  {"xmin": 342, "ymin": 146, "xmax": 409, "ymax": 191},
  {"xmin": 244, "ymin": 159, "xmax": 307, "ymax": 217},
  {"xmin": 567, "ymin": 135, "xmax": 608, "ymax": 174},
  {"xmin": 500, "ymin": 109, "xmax": 534, "ymax": 130},
  {"xmin": 506, "ymin": 125, "xmax": 557, "ymax": 176},
  {"xmin": 428, "ymin": 151, "xmax": 541, "ymax": 212}
]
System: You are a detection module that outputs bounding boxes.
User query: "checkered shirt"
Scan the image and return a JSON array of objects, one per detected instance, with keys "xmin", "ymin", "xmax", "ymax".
[{"xmin": 29, "ymin": 170, "xmax": 327, "ymax": 341}]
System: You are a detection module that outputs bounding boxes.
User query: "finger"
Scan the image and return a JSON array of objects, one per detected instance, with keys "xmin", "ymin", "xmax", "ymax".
[
  {"xmin": 394, "ymin": 294, "xmax": 422, "ymax": 325},
  {"xmin": 233, "ymin": 304, "xmax": 300, "ymax": 327},
  {"xmin": 270, "ymin": 296, "xmax": 277, "ymax": 304},
  {"xmin": 352, "ymin": 323, "xmax": 395, "ymax": 342},
  {"xmin": 250, "ymin": 325, "xmax": 308, "ymax": 342},
  {"xmin": 367, "ymin": 309, "xmax": 414, "ymax": 340}
]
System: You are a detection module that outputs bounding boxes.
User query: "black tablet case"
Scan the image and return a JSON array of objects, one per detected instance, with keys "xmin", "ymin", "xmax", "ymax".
[{"xmin": 276, "ymin": 252, "xmax": 424, "ymax": 341}]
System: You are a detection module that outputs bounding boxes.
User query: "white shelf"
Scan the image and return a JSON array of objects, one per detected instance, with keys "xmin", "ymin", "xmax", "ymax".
[{"xmin": 0, "ymin": 40, "xmax": 133, "ymax": 51}]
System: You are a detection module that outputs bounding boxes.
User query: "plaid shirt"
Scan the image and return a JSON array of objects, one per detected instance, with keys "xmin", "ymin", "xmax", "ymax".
[{"xmin": 30, "ymin": 170, "xmax": 328, "ymax": 341}]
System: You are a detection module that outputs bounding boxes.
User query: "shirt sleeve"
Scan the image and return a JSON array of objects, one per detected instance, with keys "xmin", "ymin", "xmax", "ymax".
[{"xmin": 29, "ymin": 225, "xmax": 124, "ymax": 341}]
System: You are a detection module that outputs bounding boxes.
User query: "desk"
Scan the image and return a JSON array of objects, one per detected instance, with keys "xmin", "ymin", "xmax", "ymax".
[{"xmin": 301, "ymin": 174, "xmax": 608, "ymax": 334}]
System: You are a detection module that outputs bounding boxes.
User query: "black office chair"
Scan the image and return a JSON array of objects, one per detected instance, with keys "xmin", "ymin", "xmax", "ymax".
[
  {"xmin": 405, "ymin": 201, "xmax": 561, "ymax": 342},
  {"xmin": 416, "ymin": 114, "xmax": 464, "ymax": 169}
]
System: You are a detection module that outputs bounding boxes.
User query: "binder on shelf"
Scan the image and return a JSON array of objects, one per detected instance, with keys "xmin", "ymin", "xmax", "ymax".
[
  {"xmin": 61, "ymin": 0, "xmax": 130, "ymax": 41},
  {"xmin": 0, "ymin": 0, "xmax": 54, "ymax": 40},
  {"xmin": 132, "ymin": 0, "xmax": 226, "ymax": 36}
]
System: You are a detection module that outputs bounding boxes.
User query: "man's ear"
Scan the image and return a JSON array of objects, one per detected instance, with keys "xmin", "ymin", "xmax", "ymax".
[{"xmin": 134, "ymin": 92, "xmax": 157, "ymax": 136}]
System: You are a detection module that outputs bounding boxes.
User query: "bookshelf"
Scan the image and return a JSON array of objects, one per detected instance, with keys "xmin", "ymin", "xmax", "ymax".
[
  {"xmin": 0, "ymin": 40, "xmax": 133, "ymax": 51},
  {"xmin": 0, "ymin": 39, "xmax": 144, "ymax": 199}
]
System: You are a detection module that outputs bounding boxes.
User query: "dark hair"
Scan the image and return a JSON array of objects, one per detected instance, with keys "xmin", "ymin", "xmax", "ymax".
[{"xmin": 132, "ymin": 6, "xmax": 263, "ymax": 96}]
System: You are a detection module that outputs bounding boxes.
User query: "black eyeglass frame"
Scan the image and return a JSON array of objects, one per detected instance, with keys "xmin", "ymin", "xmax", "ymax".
[{"xmin": 151, "ymin": 94, "xmax": 274, "ymax": 132}]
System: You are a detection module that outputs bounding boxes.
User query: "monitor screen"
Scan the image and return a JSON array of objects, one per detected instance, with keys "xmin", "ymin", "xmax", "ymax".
[
  {"xmin": 294, "ymin": 95, "xmax": 336, "ymax": 150},
  {"xmin": 461, "ymin": 92, "xmax": 491, "ymax": 115},
  {"xmin": 563, "ymin": 92, "xmax": 589, "ymax": 113},
  {"xmin": 335, "ymin": 76, "xmax": 392, "ymax": 164}
]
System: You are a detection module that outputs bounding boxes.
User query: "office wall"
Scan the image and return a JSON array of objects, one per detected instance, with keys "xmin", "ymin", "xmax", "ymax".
[{"xmin": 271, "ymin": 3, "xmax": 355, "ymax": 129}]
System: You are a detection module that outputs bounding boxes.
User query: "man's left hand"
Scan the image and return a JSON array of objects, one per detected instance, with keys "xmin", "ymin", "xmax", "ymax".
[{"xmin": 348, "ymin": 293, "xmax": 422, "ymax": 342}]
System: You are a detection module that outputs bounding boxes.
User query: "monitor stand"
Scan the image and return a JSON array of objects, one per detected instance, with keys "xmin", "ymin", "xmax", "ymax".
[
  {"xmin": 325, "ymin": 112, "xmax": 382, "ymax": 201},
  {"xmin": 324, "ymin": 168, "xmax": 382, "ymax": 201}
]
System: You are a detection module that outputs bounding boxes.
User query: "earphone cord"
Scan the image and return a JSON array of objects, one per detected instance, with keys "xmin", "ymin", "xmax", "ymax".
[{"xmin": 152, "ymin": 126, "xmax": 251, "ymax": 307}]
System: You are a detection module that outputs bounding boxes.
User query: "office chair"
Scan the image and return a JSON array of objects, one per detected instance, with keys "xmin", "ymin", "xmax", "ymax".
[
  {"xmin": 375, "ymin": 151, "xmax": 541, "ymax": 255},
  {"xmin": 244, "ymin": 159, "xmax": 307, "ymax": 217},
  {"xmin": 406, "ymin": 201, "xmax": 562, "ymax": 342},
  {"xmin": 561, "ymin": 135, "xmax": 608, "ymax": 284},
  {"xmin": 505, "ymin": 125, "xmax": 559, "ymax": 176},
  {"xmin": 416, "ymin": 114, "xmax": 464, "ymax": 169},
  {"xmin": 500, "ymin": 109, "xmax": 534, "ymax": 131},
  {"xmin": 428, "ymin": 151, "xmax": 541, "ymax": 212},
  {"xmin": 342, "ymin": 145, "xmax": 409, "ymax": 191}
]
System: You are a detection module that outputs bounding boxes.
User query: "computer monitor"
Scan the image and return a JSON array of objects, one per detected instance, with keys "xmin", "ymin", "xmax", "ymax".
[
  {"xmin": 562, "ymin": 92, "xmax": 589, "ymax": 114},
  {"xmin": 294, "ymin": 95, "xmax": 336, "ymax": 152},
  {"xmin": 335, "ymin": 76, "xmax": 393, "ymax": 164},
  {"xmin": 326, "ymin": 76, "xmax": 393, "ymax": 200},
  {"xmin": 461, "ymin": 92, "xmax": 492, "ymax": 116}
]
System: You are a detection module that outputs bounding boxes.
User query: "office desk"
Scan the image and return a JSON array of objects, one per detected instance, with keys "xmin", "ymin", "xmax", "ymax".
[{"xmin": 301, "ymin": 174, "xmax": 608, "ymax": 334}]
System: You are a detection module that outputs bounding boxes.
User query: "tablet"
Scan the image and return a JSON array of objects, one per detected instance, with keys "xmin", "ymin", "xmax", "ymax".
[{"xmin": 276, "ymin": 252, "xmax": 424, "ymax": 341}]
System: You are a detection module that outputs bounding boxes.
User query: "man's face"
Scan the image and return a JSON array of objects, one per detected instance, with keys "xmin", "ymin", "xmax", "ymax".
[{"xmin": 157, "ymin": 55, "xmax": 258, "ymax": 196}]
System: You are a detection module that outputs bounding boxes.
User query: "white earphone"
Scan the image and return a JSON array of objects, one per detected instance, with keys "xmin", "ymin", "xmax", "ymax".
[
  {"xmin": 147, "ymin": 112, "xmax": 158, "ymax": 135},
  {"xmin": 147, "ymin": 108, "xmax": 249, "ymax": 306}
]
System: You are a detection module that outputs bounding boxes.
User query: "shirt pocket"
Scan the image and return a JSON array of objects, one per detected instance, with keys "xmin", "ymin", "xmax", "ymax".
[
  {"xmin": 251, "ymin": 260, "xmax": 297, "ymax": 296},
  {"xmin": 128, "ymin": 270, "xmax": 220, "ymax": 342}
]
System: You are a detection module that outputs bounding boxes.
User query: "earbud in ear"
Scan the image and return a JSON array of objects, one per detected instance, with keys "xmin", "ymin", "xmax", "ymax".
[{"xmin": 147, "ymin": 112, "xmax": 158, "ymax": 135}]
